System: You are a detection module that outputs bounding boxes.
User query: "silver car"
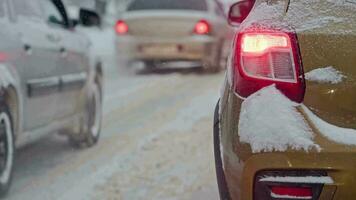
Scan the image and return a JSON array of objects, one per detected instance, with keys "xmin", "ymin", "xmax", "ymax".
[
  {"xmin": 115, "ymin": 0, "xmax": 230, "ymax": 72},
  {"xmin": 0, "ymin": 0, "xmax": 103, "ymax": 195}
]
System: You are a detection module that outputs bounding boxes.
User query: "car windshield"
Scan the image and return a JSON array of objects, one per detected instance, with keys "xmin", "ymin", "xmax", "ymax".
[{"xmin": 127, "ymin": 0, "xmax": 208, "ymax": 11}]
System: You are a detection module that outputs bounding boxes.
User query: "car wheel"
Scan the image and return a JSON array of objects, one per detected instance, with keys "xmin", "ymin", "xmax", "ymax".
[
  {"xmin": 0, "ymin": 105, "xmax": 14, "ymax": 197},
  {"xmin": 214, "ymin": 100, "xmax": 231, "ymax": 200},
  {"xmin": 69, "ymin": 83, "xmax": 102, "ymax": 148}
]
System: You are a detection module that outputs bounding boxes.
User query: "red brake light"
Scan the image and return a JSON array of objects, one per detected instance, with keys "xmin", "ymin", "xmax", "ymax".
[
  {"xmin": 271, "ymin": 186, "xmax": 313, "ymax": 199},
  {"xmin": 194, "ymin": 20, "xmax": 210, "ymax": 35},
  {"xmin": 232, "ymin": 29, "xmax": 305, "ymax": 103},
  {"xmin": 115, "ymin": 20, "xmax": 128, "ymax": 35},
  {"xmin": 254, "ymin": 171, "xmax": 326, "ymax": 200},
  {"xmin": 241, "ymin": 34, "xmax": 290, "ymax": 53}
]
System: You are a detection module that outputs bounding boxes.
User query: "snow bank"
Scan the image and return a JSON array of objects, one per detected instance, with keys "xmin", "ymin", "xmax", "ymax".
[
  {"xmin": 302, "ymin": 105, "xmax": 356, "ymax": 146},
  {"xmin": 259, "ymin": 176, "xmax": 334, "ymax": 184},
  {"xmin": 304, "ymin": 66, "xmax": 346, "ymax": 84},
  {"xmin": 238, "ymin": 85, "xmax": 320, "ymax": 153}
]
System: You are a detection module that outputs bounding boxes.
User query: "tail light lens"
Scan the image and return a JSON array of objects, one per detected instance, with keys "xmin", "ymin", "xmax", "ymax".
[
  {"xmin": 254, "ymin": 170, "xmax": 328, "ymax": 200},
  {"xmin": 233, "ymin": 29, "xmax": 305, "ymax": 103},
  {"xmin": 194, "ymin": 20, "xmax": 210, "ymax": 35},
  {"xmin": 271, "ymin": 186, "xmax": 313, "ymax": 199},
  {"xmin": 115, "ymin": 20, "xmax": 129, "ymax": 35}
]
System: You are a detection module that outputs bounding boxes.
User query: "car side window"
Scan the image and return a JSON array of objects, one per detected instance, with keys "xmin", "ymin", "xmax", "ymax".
[
  {"xmin": 13, "ymin": 0, "xmax": 43, "ymax": 19},
  {"xmin": 40, "ymin": 0, "xmax": 65, "ymax": 27}
]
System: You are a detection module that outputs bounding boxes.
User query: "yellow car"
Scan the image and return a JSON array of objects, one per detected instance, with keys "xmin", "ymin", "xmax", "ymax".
[{"xmin": 215, "ymin": 0, "xmax": 356, "ymax": 199}]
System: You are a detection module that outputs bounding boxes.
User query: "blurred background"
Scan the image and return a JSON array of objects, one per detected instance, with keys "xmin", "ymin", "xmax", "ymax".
[{"xmin": 4, "ymin": 0, "xmax": 238, "ymax": 200}]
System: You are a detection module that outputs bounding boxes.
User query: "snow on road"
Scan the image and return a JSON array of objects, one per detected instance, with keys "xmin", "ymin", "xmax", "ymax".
[{"xmin": 6, "ymin": 55, "xmax": 224, "ymax": 200}]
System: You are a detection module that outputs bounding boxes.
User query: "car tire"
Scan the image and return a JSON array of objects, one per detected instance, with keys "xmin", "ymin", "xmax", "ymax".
[
  {"xmin": 0, "ymin": 104, "xmax": 15, "ymax": 197},
  {"xmin": 214, "ymin": 100, "xmax": 231, "ymax": 200},
  {"xmin": 69, "ymin": 83, "xmax": 102, "ymax": 148}
]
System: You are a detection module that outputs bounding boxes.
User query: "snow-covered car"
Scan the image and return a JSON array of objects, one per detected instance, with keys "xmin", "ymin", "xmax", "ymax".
[
  {"xmin": 215, "ymin": 0, "xmax": 356, "ymax": 199},
  {"xmin": 114, "ymin": 0, "xmax": 230, "ymax": 72},
  {"xmin": 0, "ymin": 0, "xmax": 103, "ymax": 195}
]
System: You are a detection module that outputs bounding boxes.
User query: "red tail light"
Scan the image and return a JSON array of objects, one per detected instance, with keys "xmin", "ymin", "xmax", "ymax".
[
  {"xmin": 271, "ymin": 186, "xmax": 312, "ymax": 199},
  {"xmin": 115, "ymin": 20, "xmax": 128, "ymax": 35},
  {"xmin": 194, "ymin": 20, "xmax": 210, "ymax": 35},
  {"xmin": 232, "ymin": 29, "xmax": 305, "ymax": 102},
  {"xmin": 254, "ymin": 171, "xmax": 327, "ymax": 200}
]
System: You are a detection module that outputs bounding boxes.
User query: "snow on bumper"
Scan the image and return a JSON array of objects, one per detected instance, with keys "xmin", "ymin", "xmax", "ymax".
[{"xmin": 238, "ymin": 85, "xmax": 321, "ymax": 153}]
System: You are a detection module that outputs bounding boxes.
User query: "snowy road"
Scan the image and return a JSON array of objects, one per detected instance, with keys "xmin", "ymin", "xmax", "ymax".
[{"xmin": 6, "ymin": 56, "xmax": 224, "ymax": 200}]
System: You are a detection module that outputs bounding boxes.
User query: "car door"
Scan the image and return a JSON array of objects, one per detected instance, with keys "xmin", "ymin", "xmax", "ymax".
[
  {"xmin": 40, "ymin": 0, "xmax": 89, "ymax": 120},
  {"xmin": 11, "ymin": 0, "xmax": 61, "ymax": 131}
]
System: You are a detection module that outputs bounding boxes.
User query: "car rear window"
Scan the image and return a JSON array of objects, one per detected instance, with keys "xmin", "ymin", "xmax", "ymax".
[{"xmin": 127, "ymin": 0, "xmax": 208, "ymax": 11}]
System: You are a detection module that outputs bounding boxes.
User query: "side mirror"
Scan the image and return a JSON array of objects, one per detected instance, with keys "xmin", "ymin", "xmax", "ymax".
[
  {"xmin": 79, "ymin": 9, "xmax": 101, "ymax": 27},
  {"xmin": 228, "ymin": 0, "xmax": 255, "ymax": 26}
]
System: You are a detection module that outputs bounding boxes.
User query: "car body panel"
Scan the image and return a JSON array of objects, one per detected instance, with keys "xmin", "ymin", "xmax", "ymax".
[
  {"xmin": 287, "ymin": 0, "xmax": 356, "ymax": 129},
  {"xmin": 220, "ymin": 88, "xmax": 356, "ymax": 199},
  {"xmin": 15, "ymin": 16, "xmax": 61, "ymax": 130},
  {"xmin": 52, "ymin": 26, "xmax": 89, "ymax": 120}
]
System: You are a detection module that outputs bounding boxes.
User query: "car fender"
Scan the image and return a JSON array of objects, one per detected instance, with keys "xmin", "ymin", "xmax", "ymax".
[{"xmin": 0, "ymin": 63, "xmax": 24, "ymax": 137}]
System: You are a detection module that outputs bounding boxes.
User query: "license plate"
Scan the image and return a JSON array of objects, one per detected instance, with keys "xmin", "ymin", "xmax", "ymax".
[{"xmin": 141, "ymin": 44, "xmax": 178, "ymax": 55}]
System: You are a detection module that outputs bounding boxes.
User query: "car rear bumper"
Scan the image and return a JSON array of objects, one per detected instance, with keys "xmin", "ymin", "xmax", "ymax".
[
  {"xmin": 219, "ymin": 92, "xmax": 356, "ymax": 200},
  {"xmin": 224, "ymin": 151, "xmax": 356, "ymax": 200},
  {"xmin": 115, "ymin": 35, "xmax": 221, "ymax": 67}
]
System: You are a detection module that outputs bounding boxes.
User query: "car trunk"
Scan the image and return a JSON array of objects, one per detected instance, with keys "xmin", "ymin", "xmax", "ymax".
[
  {"xmin": 122, "ymin": 11, "xmax": 207, "ymax": 38},
  {"xmin": 288, "ymin": 0, "xmax": 356, "ymax": 128}
]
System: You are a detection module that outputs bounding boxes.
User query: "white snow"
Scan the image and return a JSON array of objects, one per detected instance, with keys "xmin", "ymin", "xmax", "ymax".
[
  {"xmin": 238, "ymin": 85, "xmax": 320, "ymax": 153},
  {"xmin": 296, "ymin": 16, "xmax": 344, "ymax": 32},
  {"xmin": 259, "ymin": 176, "xmax": 334, "ymax": 184},
  {"xmin": 302, "ymin": 105, "xmax": 356, "ymax": 146},
  {"xmin": 271, "ymin": 193, "xmax": 311, "ymax": 200},
  {"xmin": 241, "ymin": 0, "xmax": 353, "ymax": 34},
  {"xmin": 304, "ymin": 66, "xmax": 345, "ymax": 84}
]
